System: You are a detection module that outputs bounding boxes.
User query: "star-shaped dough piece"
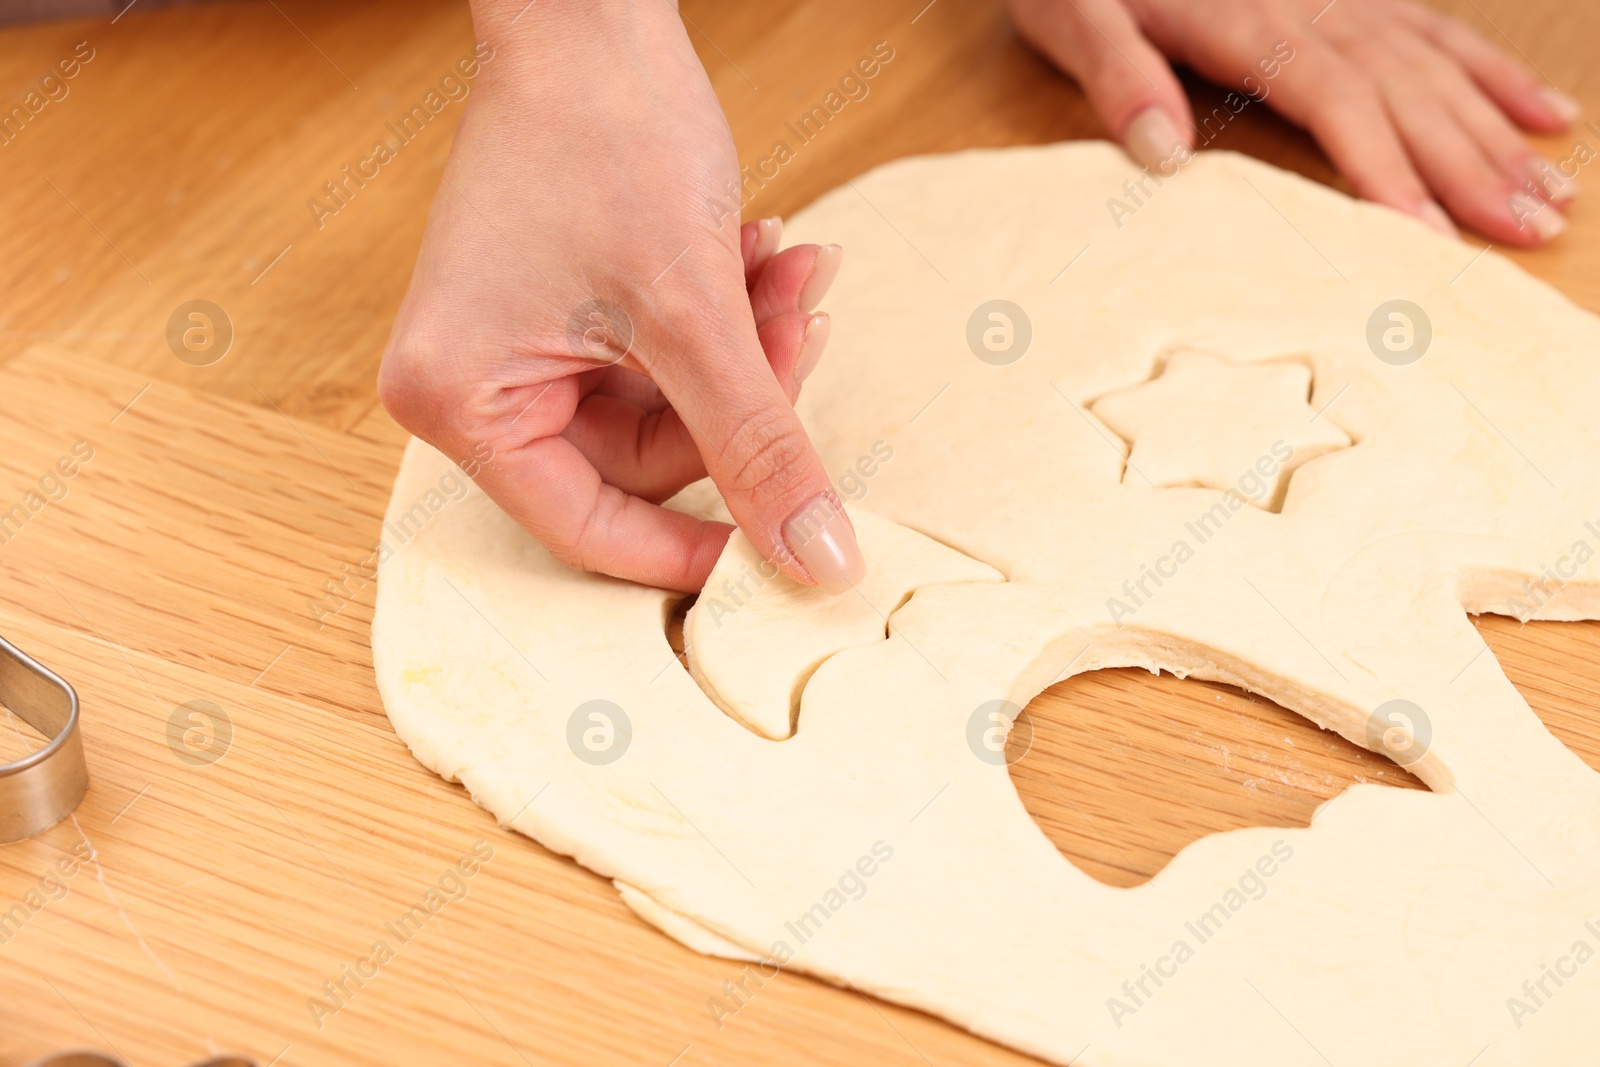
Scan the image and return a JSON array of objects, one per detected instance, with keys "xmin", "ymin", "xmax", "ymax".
[{"xmin": 1091, "ymin": 351, "xmax": 1351, "ymax": 511}]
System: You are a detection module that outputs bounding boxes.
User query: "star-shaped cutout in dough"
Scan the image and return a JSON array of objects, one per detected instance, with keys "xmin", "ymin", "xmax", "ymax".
[{"xmin": 1090, "ymin": 351, "xmax": 1351, "ymax": 512}]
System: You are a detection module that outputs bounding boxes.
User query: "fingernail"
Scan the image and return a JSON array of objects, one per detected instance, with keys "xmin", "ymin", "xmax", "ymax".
[
  {"xmin": 1415, "ymin": 200, "xmax": 1458, "ymax": 237},
  {"xmin": 1123, "ymin": 107, "xmax": 1187, "ymax": 173},
  {"xmin": 752, "ymin": 216, "xmax": 783, "ymax": 266},
  {"xmin": 799, "ymin": 244, "xmax": 843, "ymax": 313},
  {"xmin": 1537, "ymin": 86, "xmax": 1581, "ymax": 126},
  {"xmin": 1525, "ymin": 157, "xmax": 1578, "ymax": 204},
  {"xmin": 795, "ymin": 313, "xmax": 830, "ymax": 383},
  {"xmin": 1509, "ymin": 191, "xmax": 1567, "ymax": 240},
  {"xmin": 782, "ymin": 492, "xmax": 865, "ymax": 596}
]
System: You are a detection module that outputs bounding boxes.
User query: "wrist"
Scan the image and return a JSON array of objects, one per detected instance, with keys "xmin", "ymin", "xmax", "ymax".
[
  {"xmin": 468, "ymin": 0, "xmax": 677, "ymax": 38},
  {"xmin": 466, "ymin": 0, "xmax": 683, "ymax": 87}
]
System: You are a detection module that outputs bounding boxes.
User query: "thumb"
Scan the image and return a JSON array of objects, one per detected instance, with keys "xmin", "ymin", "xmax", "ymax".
[
  {"xmin": 1010, "ymin": 0, "xmax": 1194, "ymax": 170},
  {"xmin": 644, "ymin": 252, "xmax": 865, "ymax": 596}
]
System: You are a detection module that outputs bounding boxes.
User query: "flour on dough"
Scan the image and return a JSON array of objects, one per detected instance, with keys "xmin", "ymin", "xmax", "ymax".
[{"xmin": 375, "ymin": 143, "xmax": 1600, "ymax": 1066}]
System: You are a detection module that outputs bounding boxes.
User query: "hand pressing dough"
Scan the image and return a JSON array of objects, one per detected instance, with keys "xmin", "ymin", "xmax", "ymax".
[
  {"xmin": 1091, "ymin": 350, "xmax": 1351, "ymax": 510},
  {"xmin": 374, "ymin": 142, "xmax": 1600, "ymax": 1066},
  {"xmin": 685, "ymin": 507, "xmax": 1001, "ymax": 740}
]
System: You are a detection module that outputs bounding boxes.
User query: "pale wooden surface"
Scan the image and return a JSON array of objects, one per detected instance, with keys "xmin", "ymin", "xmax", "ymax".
[{"xmin": 0, "ymin": 1, "xmax": 1598, "ymax": 1064}]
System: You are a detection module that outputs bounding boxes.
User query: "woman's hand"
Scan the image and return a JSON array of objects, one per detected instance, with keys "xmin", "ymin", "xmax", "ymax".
[
  {"xmin": 379, "ymin": 0, "xmax": 864, "ymax": 594},
  {"xmin": 1009, "ymin": 0, "xmax": 1581, "ymax": 244}
]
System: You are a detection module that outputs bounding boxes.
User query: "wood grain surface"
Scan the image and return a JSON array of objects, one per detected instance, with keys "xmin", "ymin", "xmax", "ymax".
[{"xmin": 1, "ymin": 1, "xmax": 1598, "ymax": 1065}]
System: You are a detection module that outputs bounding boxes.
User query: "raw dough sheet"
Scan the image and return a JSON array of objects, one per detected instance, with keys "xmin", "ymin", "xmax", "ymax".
[{"xmin": 374, "ymin": 143, "xmax": 1600, "ymax": 1066}]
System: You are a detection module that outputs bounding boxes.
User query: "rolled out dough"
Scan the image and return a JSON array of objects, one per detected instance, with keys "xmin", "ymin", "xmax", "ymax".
[{"xmin": 374, "ymin": 143, "xmax": 1600, "ymax": 1065}]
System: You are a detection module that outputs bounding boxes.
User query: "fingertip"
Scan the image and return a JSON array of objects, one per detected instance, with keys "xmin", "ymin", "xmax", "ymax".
[
  {"xmin": 781, "ymin": 491, "xmax": 865, "ymax": 596},
  {"xmin": 740, "ymin": 220, "xmax": 759, "ymax": 267},
  {"xmin": 750, "ymin": 244, "xmax": 824, "ymax": 324},
  {"xmin": 799, "ymin": 244, "xmax": 843, "ymax": 313},
  {"xmin": 683, "ymin": 519, "xmax": 737, "ymax": 592},
  {"xmin": 1524, "ymin": 157, "xmax": 1578, "ymax": 206},
  {"xmin": 1507, "ymin": 191, "xmax": 1567, "ymax": 243},
  {"xmin": 637, "ymin": 512, "xmax": 736, "ymax": 593},
  {"xmin": 1122, "ymin": 107, "xmax": 1191, "ymax": 173},
  {"xmin": 1535, "ymin": 86, "xmax": 1582, "ymax": 128},
  {"xmin": 755, "ymin": 310, "xmax": 819, "ymax": 401},
  {"xmin": 752, "ymin": 216, "xmax": 783, "ymax": 269},
  {"xmin": 795, "ymin": 313, "xmax": 830, "ymax": 384},
  {"xmin": 742, "ymin": 216, "xmax": 784, "ymax": 281},
  {"xmin": 1415, "ymin": 200, "xmax": 1459, "ymax": 238}
]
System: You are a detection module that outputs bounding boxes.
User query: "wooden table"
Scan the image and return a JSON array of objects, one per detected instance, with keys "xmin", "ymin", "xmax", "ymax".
[{"xmin": 0, "ymin": 2, "xmax": 1596, "ymax": 1064}]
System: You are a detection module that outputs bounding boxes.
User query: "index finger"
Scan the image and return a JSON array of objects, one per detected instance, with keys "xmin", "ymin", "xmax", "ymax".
[{"xmin": 642, "ymin": 245, "xmax": 865, "ymax": 594}]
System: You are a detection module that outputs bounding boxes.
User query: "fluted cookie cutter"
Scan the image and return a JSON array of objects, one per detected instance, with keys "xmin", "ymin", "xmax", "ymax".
[{"xmin": 0, "ymin": 634, "xmax": 88, "ymax": 843}]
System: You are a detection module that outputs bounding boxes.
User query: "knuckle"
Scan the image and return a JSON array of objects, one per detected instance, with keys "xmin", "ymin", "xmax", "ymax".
[
  {"xmin": 1241, "ymin": 0, "xmax": 1279, "ymax": 29},
  {"xmin": 1307, "ymin": 71, "xmax": 1377, "ymax": 129},
  {"xmin": 375, "ymin": 352, "xmax": 422, "ymax": 422},
  {"xmin": 1003, "ymin": 0, "xmax": 1062, "ymax": 47},
  {"xmin": 1216, "ymin": 4, "xmax": 1276, "ymax": 50},
  {"xmin": 543, "ymin": 509, "xmax": 593, "ymax": 573},
  {"xmin": 1435, "ymin": 15, "xmax": 1478, "ymax": 52},
  {"xmin": 722, "ymin": 407, "xmax": 812, "ymax": 504},
  {"xmin": 547, "ymin": 535, "xmax": 587, "ymax": 572},
  {"xmin": 560, "ymin": 491, "xmax": 626, "ymax": 576},
  {"xmin": 378, "ymin": 345, "xmax": 439, "ymax": 423},
  {"xmin": 378, "ymin": 323, "xmax": 471, "ymax": 442}
]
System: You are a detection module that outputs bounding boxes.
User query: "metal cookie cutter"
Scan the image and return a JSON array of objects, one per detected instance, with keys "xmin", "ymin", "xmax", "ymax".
[{"xmin": 0, "ymin": 634, "xmax": 88, "ymax": 843}]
